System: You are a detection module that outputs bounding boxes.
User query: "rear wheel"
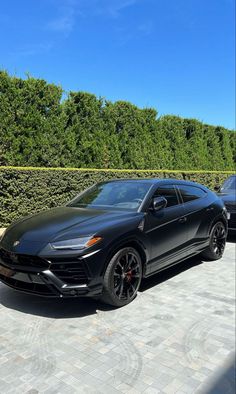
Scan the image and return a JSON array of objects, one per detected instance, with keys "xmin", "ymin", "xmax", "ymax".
[
  {"xmin": 100, "ymin": 247, "xmax": 142, "ymax": 307},
  {"xmin": 201, "ymin": 221, "xmax": 227, "ymax": 260}
]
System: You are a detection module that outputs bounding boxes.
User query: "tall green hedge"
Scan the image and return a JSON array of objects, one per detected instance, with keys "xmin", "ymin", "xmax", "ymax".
[
  {"xmin": 0, "ymin": 166, "xmax": 234, "ymax": 227},
  {"xmin": 0, "ymin": 70, "xmax": 235, "ymax": 171}
]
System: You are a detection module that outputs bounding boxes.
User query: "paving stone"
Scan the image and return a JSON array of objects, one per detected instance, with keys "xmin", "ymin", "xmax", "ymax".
[{"xmin": 143, "ymin": 388, "xmax": 162, "ymax": 394}]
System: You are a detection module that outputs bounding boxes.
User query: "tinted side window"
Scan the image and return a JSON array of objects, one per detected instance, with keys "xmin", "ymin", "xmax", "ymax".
[
  {"xmin": 154, "ymin": 185, "xmax": 179, "ymax": 208},
  {"xmin": 222, "ymin": 176, "xmax": 236, "ymax": 191},
  {"xmin": 178, "ymin": 185, "xmax": 207, "ymax": 203}
]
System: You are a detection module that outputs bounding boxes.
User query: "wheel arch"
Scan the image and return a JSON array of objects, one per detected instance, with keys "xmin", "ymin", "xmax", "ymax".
[
  {"xmin": 208, "ymin": 214, "xmax": 228, "ymax": 236},
  {"xmin": 102, "ymin": 237, "xmax": 148, "ymax": 277}
]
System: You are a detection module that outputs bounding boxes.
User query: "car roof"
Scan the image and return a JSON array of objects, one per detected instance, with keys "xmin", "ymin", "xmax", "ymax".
[{"xmin": 102, "ymin": 178, "xmax": 208, "ymax": 189}]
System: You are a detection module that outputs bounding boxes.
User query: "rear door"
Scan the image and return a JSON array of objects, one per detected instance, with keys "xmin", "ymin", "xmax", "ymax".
[
  {"xmin": 145, "ymin": 183, "xmax": 188, "ymax": 274},
  {"xmin": 176, "ymin": 184, "xmax": 211, "ymax": 246}
]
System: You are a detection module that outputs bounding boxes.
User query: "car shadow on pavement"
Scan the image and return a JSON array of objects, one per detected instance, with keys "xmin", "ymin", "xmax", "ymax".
[
  {"xmin": 0, "ymin": 284, "xmax": 102, "ymax": 318},
  {"xmin": 0, "ymin": 255, "xmax": 204, "ymax": 319},
  {"xmin": 203, "ymin": 351, "xmax": 235, "ymax": 393}
]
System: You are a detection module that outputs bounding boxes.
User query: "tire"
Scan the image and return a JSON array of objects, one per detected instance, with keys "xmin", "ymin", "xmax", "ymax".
[
  {"xmin": 201, "ymin": 221, "xmax": 227, "ymax": 261},
  {"xmin": 100, "ymin": 247, "xmax": 142, "ymax": 307}
]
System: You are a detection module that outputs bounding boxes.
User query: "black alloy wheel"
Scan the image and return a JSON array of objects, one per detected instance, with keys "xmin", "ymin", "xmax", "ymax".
[
  {"xmin": 212, "ymin": 222, "xmax": 226, "ymax": 257},
  {"xmin": 101, "ymin": 247, "xmax": 142, "ymax": 307},
  {"xmin": 201, "ymin": 221, "xmax": 227, "ymax": 260}
]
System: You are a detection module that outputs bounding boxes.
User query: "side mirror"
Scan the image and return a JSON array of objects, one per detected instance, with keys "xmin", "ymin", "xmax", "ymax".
[
  {"xmin": 214, "ymin": 185, "xmax": 221, "ymax": 192},
  {"xmin": 151, "ymin": 196, "xmax": 167, "ymax": 211}
]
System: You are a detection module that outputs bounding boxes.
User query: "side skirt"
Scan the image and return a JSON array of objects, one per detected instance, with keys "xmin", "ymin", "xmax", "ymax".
[{"xmin": 144, "ymin": 241, "xmax": 209, "ymax": 278}]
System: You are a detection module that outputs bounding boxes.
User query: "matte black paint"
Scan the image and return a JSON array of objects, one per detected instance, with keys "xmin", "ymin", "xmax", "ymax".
[
  {"xmin": 0, "ymin": 179, "xmax": 228, "ymax": 298},
  {"xmin": 217, "ymin": 175, "xmax": 236, "ymax": 231}
]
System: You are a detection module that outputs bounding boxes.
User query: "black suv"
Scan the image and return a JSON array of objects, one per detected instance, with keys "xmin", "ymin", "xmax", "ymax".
[{"xmin": 0, "ymin": 179, "xmax": 228, "ymax": 307}]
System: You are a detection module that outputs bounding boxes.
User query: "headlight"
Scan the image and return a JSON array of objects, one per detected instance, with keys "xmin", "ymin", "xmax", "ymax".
[
  {"xmin": 50, "ymin": 236, "xmax": 102, "ymax": 250},
  {"xmin": 223, "ymin": 206, "xmax": 230, "ymax": 220},
  {"xmin": 0, "ymin": 229, "xmax": 6, "ymax": 242}
]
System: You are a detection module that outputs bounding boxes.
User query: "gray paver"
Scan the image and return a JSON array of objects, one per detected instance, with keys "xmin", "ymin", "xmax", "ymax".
[{"xmin": 0, "ymin": 241, "xmax": 235, "ymax": 393}]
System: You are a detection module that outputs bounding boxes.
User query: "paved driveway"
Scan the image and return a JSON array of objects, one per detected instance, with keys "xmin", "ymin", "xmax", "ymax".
[{"xmin": 0, "ymin": 240, "xmax": 235, "ymax": 394}]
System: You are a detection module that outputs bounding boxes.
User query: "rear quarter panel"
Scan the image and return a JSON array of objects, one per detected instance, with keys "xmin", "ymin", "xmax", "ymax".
[{"xmin": 182, "ymin": 191, "xmax": 225, "ymax": 243}]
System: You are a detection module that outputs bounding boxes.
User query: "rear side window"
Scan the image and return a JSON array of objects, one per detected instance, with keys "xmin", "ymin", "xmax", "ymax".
[
  {"xmin": 178, "ymin": 185, "xmax": 207, "ymax": 203},
  {"xmin": 154, "ymin": 185, "xmax": 179, "ymax": 208}
]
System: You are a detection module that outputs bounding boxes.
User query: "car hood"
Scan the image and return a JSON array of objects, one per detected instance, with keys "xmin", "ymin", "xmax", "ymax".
[
  {"xmin": 1, "ymin": 207, "xmax": 140, "ymax": 254},
  {"xmin": 217, "ymin": 191, "xmax": 236, "ymax": 204}
]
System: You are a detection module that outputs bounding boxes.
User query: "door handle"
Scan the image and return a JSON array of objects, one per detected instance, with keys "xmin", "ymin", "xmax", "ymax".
[
  {"xmin": 179, "ymin": 216, "xmax": 187, "ymax": 224},
  {"xmin": 206, "ymin": 207, "xmax": 214, "ymax": 212}
]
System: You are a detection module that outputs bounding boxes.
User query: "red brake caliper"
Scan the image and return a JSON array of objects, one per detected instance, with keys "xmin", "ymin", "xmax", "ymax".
[{"xmin": 126, "ymin": 270, "xmax": 133, "ymax": 282}]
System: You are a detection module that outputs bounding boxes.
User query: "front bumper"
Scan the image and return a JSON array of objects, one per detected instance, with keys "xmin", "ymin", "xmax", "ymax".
[
  {"xmin": 226, "ymin": 210, "xmax": 236, "ymax": 231},
  {"xmin": 228, "ymin": 214, "xmax": 236, "ymax": 231},
  {"xmin": 0, "ymin": 248, "xmax": 104, "ymax": 297}
]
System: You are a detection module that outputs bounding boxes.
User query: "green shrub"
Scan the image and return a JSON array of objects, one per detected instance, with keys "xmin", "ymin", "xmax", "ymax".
[
  {"xmin": 0, "ymin": 71, "xmax": 235, "ymax": 170},
  {"xmin": 0, "ymin": 166, "xmax": 234, "ymax": 227}
]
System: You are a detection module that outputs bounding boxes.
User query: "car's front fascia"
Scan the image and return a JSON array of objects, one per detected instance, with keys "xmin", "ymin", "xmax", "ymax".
[
  {"xmin": 0, "ymin": 204, "xmax": 149, "ymax": 298},
  {"xmin": 217, "ymin": 192, "xmax": 236, "ymax": 231}
]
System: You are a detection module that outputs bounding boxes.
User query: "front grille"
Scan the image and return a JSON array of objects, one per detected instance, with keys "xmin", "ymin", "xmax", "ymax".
[
  {"xmin": 228, "ymin": 212, "xmax": 236, "ymax": 228},
  {"xmin": 50, "ymin": 258, "xmax": 88, "ymax": 285},
  {"xmin": 0, "ymin": 248, "xmax": 49, "ymax": 269}
]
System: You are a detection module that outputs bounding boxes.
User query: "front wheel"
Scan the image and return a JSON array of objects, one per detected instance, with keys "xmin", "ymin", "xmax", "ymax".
[
  {"xmin": 100, "ymin": 247, "xmax": 142, "ymax": 307},
  {"xmin": 201, "ymin": 221, "xmax": 227, "ymax": 261}
]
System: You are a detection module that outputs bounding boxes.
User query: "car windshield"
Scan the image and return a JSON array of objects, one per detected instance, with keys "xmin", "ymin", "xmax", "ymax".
[
  {"xmin": 221, "ymin": 177, "xmax": 236, "ymax": 192},
  {"xmin": 68, "ymin": 181, "xmax": 151, "ymax": 211}
]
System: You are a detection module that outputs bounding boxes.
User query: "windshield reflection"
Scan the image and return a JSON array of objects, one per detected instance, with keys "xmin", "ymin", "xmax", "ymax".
[{"xmin": 68, "ymin": 181, "xmax": 152, "ymax": 211}]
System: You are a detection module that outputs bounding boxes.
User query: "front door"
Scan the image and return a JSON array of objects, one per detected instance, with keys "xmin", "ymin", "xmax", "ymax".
[{"xmin": 145, "ymin": 184, "xmax": 188, "ymax": 274}]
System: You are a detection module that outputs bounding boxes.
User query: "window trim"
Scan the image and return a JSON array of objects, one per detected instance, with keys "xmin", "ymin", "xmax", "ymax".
[{"xmin": 176, "ymin": 184, "xmax": 207, "ymax": 205}]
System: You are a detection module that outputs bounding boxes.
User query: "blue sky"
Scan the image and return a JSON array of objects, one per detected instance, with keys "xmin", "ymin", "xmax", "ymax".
[{"xmin": 0, "ymin": 0, "xmax": 235, "ymax": 129}]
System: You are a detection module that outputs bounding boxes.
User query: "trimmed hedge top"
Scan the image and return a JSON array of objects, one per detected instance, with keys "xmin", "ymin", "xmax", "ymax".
[{"xmin": 0, "ymin": 166, "xmax": 234, "ymax": 174}]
